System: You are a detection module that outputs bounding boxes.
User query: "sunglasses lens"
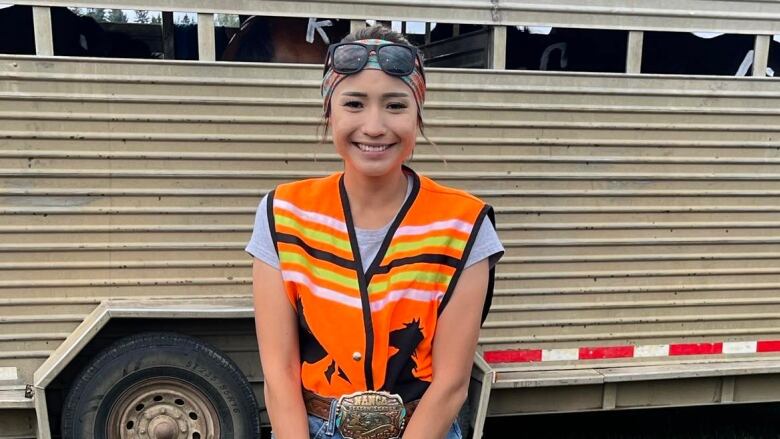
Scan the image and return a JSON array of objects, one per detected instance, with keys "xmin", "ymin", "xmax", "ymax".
[
  {"xmin": 377, "ymin": 45, "xmax": 415, "ymax": 75},
  {"xmin": 333, "ymin": 44, "xmax": 367, "ymax": 73}
]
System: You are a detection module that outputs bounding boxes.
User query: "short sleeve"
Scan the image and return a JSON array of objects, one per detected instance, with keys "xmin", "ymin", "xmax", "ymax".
[
  {"xmin": 464, "ymin": 217, "xmax": 504, "ymax": 269},
  {"xmin": 245, "ymin": 194, "xmax": 281, "ymax": 270}
]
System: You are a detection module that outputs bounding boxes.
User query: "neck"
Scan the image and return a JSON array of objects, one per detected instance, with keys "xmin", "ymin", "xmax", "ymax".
[{"xmin": 342, "ymin": 167, "xmax": 408, "ymax": 216}]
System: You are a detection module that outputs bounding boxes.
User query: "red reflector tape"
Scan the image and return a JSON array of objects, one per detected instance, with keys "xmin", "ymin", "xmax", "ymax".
[
  {"xmin": 669, "ymin": 342, "xmax": 723, "ymax": 356},
  {"xmin": 579, "ymin": 345, "xmax": 634, "ymax": 360},
  {"xmin": 484, "ymin": 349, "xmax": 542, "ymax": 363}
]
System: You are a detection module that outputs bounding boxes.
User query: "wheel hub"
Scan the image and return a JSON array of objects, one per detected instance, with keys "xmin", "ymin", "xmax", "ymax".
[
  {"xmin": 148, "ymin": 417, "xmax": 177, "ymax": 439},
  {"xmin": 107, "ymin": 377, "xmax": 219, "ymax": 439}
]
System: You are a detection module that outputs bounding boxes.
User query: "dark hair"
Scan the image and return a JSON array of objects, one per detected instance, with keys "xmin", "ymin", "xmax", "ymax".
[
  {"xmin": 319, "ymin": 24, "xmax": 437, "ymax": 161},
  {"xmin": 340, "ymin": 24, "xmax": 415, "ymax": 46}
]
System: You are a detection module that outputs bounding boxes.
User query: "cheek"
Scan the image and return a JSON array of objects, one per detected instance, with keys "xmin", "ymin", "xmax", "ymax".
[
  {"xmin": 395, "ymin": 116, "xmax": 419, "ymax": 142},
  {"xmin": 329, "ymin": 114, "xmax": 355, "ymax": 140}
]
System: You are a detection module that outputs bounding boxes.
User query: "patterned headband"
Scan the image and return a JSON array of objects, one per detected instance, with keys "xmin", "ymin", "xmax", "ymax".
[{"xmin": 321, "ymin": 39, "xmax": 426, "ymax": 117}]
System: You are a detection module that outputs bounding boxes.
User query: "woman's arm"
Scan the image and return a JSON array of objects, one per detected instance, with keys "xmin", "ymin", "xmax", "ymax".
[
  {"xmin": 252, "ymin": 258, "xmax": 310, "ymax": 439},
  {"xmin": 402, "ymin": 259, "xmax": 490, "ymax": 439}
]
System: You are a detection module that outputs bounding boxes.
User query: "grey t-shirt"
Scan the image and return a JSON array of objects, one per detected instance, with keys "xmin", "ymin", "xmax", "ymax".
[{"xmin": 245, "ymin": 176, "xmax": 504, "ymax": 272}]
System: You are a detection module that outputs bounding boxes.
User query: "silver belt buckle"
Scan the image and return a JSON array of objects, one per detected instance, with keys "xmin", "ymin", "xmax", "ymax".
[{"xmin": 335, "ymin": 390, "xmax": 406, "ymax": 439}]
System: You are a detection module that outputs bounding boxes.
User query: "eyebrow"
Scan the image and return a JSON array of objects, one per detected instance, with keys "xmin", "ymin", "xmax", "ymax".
[{"xmin": 341, "ymin": 92, "xmax": 410, "ymax": 98}]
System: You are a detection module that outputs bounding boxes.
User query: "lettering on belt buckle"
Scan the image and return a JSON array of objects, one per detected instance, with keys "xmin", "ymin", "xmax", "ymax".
[{"xmin": 335, "ymin": 390, "xmax": 406, "ymax": 439}]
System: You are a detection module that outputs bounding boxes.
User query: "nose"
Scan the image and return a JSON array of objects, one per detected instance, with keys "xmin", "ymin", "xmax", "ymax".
[{"xmin": 361, "ymin": 105, "xmax": 387, "ymax": 137}]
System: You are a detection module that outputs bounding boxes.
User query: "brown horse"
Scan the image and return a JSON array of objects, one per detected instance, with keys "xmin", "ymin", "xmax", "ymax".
[
  {"xmin": 0, "ymin": 5, "xmax": 151, "ymax": 57},
  {"xmin": 221, "ymin": 16, "xmax": 351, "ymax": 63}
]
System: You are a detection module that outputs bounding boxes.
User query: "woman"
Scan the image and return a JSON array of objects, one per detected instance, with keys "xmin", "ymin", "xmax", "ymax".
[{"xmin": 247, "ymin": 25, "xmax": 504, "ymax": 439}]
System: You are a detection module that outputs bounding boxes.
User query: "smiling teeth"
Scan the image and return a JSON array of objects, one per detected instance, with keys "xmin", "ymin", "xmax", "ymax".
[{"xmin": 356, "ymin": 143, "xmax": 391, "ymax": 152}]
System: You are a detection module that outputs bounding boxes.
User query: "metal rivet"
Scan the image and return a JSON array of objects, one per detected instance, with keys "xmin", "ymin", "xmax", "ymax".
[{"xmin": 352, "ymin": 351, "xmax": 362, "ymax": 361}]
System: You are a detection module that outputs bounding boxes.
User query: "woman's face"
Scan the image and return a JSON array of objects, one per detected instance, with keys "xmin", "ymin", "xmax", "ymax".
[{"xmin": 329, "ymin": 69, "xmax": 418, "ymax": 179}]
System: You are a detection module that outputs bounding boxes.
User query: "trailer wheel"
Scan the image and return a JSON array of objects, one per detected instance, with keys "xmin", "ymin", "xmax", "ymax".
[{"xmin": 61, "ymin": 332, "xmax": 261, "ymax": 439}]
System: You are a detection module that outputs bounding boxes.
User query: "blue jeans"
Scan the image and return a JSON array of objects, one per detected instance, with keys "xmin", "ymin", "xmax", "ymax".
[
  {"xmin": 272, "ymin": 413, "xmax": 463, "ymax": 439},
  {"xmin": 308, "ymin": 413, "xmax": 462, "ymax": 439}
]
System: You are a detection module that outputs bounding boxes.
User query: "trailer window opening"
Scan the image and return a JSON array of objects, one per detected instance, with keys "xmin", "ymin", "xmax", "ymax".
[
  {"xmin": 217, "ymin": 16, "xmax": 350, "ymax": 63},
  {"xmin": 59, "ymin": 6, "xmax": 159, "ymax": 58},
  {"xmin": 411, "ymin": 21, "xmax": 490, "ymax": 69},
  {"xmin": 0, "ymin": 5, "xmax": 36, "ymax": 54},
  {"xmin": 171, "ymin": 12, "xmax": 239, "ymax": 61},
  {"xmin": 219, "ymin": 18, "xmax": 489, "ymax": 67},
  {"xmin": 641, "ymin": 31, "xmax": 757, "ymax": 76},
  {"xmin": 364, "ymin": 21, "xmax": 490, "ymax": 68},
  {"xmin": 0, "ymin": 5, "xmax": 163, "ymax": 58},
  {"xmin": 769, "ymin": 35, "xmax": 780, "ymax": 77},
  {"xmin": 505, "ymin": 26, "xmax": 628, "ymax": 73},
  {"xmin": 0, "ymin": 5, "xmax": 245, "ymax": 60}
]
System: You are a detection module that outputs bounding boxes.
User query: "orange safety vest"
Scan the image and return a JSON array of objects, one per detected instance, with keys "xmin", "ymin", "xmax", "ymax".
[{"xmin": 268, "ymin": 167, "xmax": 495, "ymax": 402}]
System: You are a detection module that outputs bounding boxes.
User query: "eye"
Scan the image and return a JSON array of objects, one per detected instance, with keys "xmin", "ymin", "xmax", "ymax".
[
  {"xmin": 343, "ymin": 100, "xmax": 363, "ymax": 109},
  {"xmin": 387, "ymin": 102, "xmax": 408, "ymax": 110}
]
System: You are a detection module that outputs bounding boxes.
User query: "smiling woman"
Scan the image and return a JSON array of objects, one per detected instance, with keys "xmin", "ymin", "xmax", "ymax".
[
  {"xmin": 246, "ymin": 24, "xmax": 504, "ymax": 439},
  {"xmin": 330, "ymin": 71, "xmax": 418, "ymax": 184}
]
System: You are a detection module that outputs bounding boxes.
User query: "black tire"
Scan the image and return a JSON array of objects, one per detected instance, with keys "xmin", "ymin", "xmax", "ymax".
[{"xmin": 61, "ymin": 332, "xmax": 261, "ymax": 439}]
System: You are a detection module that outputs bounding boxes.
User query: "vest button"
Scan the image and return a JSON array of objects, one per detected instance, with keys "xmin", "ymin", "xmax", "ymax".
[{"xmin": 352, "ymin": 351, "xmax": 362, "ymax": 361}]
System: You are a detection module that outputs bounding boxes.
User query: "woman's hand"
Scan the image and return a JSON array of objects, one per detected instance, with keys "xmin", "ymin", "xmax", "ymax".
[
  {"xmin": 402, "ymin": 259, "xmax": 490, "ymax": 439},
  {"xmin": 252, "ymin": 258, "xmax": 310, "ymax": 439}
]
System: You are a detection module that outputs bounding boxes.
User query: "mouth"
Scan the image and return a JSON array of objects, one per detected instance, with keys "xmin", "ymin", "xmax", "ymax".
[{"xmin": 353, "ymin": 142, "xmax": 395, "ymax": 153}]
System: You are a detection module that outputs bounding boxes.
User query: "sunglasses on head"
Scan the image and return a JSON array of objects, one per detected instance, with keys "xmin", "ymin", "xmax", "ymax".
[{"xmin": 323, "ymin": 42, "xmax": 423, "ymax": 78}]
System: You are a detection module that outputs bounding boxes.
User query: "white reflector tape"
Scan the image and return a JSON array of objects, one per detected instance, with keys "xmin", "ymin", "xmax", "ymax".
[
  {"xmin": 528, "ymin": 26, "xmax": 553, "ymax": 35},
  {"xmin": 541, "ymin": 348, "xmax": 579, "ymax": 361},
  {"xmin": 0, "ymin": 367, "xmax": 17, "ymax": 381},
  {"xmin": 736, "ymin": 50, "xmax": 754, "ymax": 77},
  {"xmin": 693, "ymin": 32, "xmax": 724, "ymax": 39},
  {"xmin": 634, "ymin": 344, "xmax": 670, "ymax": 357},
  {"xmin": 723, "ymin": 341, "xmax": 757, "ymax": 354}
]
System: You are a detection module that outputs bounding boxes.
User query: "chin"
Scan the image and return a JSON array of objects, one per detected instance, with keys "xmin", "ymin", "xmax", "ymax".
[
  {"xmin": 350, "ymin": 162, "xmax": 399, "ymax": 178},
  {"xmin": 340, "ymin": 148, "xmax": 409, "ymax": 178},
  {"xmin": 345, "ymin": 154, "xmax": 406, "ymax": 176}
]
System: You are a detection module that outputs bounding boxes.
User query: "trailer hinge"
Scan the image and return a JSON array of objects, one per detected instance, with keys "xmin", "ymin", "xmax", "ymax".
[{"xmin": 25, "ymin": 384, "xmax": 34, "ymax": 399}]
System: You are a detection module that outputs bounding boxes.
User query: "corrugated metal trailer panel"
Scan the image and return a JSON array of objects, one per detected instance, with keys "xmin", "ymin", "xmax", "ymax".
[
  {"xmin": 3, "ymin": 55, "xmax": 780, "ymax": 391},
  {"xmin": 0, "ymin": 409, "xmax": 37, "ymax": 438},
  {"xmin": 16, "ymin": 0, "xmax": 780, "ymax": 34}
]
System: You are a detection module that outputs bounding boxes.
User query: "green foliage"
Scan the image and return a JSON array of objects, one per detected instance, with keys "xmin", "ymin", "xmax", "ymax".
[
  {"xmin": 107, "ymin": 9, "xmax": 127, "ymax": 23},
  {"xmin": 84, "ymin": 8, "xmax": 108, "ymax": 22},
  {"xmin": 215, "ymin": 14, "xmax": 240, "ymax": 28},
  {"xmin": 135, "ymin": 10, "xmax": 150, "ymax": 24}
]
